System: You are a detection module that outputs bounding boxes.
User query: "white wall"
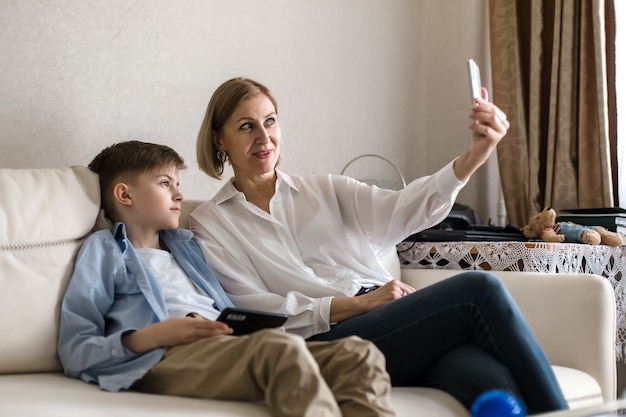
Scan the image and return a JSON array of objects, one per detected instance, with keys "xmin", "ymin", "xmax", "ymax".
[{"xmin": 0, "ymin": 0, "xmax": 502, "ymax": 224}]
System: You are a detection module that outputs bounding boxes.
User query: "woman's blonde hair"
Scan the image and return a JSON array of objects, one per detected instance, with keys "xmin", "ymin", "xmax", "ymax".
[{"xmin": 197, "ymin": 77, "xmax": 278, "ymax": 179}]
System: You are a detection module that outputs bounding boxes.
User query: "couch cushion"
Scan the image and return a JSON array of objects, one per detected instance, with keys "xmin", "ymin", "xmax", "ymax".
[
  {"xmin": 0, "ymin": 371, "xmax": 602, "ymax": 416},
  {"xmin": 0, "ymin": 167, "xmax": 100, "ymax": 373},
  {"xmin": 553, "ymin": 366, "xmax": 604, "ymax": 409},
  {"xmin": 0, "ymin": 373, "xmax": 469, "ymax": 417}
]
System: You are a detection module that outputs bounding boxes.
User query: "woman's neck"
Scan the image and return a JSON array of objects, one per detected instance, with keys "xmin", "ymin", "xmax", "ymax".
[{"xmin": 233, "ymin": 172, "xmax": 277, "ymax": 213}]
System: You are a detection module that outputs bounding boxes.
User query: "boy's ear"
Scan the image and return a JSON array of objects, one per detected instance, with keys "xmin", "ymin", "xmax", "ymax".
[{"xmin": 113, "ymin": 183, "xmax": 133, "ymax": 207}]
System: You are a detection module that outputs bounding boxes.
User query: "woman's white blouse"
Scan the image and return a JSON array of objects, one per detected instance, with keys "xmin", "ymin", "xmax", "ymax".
[{"xmin": 190, "ymin": 161, "xmax": 465, "ymax": 339}]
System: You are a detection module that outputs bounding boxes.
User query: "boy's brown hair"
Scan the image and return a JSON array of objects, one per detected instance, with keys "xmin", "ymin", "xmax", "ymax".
[{"xmin": 88, "ymin": 140, "xmax": 186, "ymax": 221}]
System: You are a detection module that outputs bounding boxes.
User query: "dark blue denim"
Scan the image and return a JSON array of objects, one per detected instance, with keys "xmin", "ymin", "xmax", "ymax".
[{"xmin": 307, "ymin": 271, "xmax": 568, "ymax": 414}]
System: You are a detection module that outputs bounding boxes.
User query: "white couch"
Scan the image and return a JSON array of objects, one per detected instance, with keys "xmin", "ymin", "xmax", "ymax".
[{"xmin": 0, "ymin": 166, "xmax": 617, "ymax": 416}]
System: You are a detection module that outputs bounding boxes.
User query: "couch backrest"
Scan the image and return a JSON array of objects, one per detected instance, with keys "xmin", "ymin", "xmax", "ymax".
[
  {"xmin": 0, "ymin": 167, "xmax": 100, "ymax": 374},
  {"xmin": 0, "ymin": 169, "xmax": 400, "ymax": 375},
  {"xmin": 180, "ymin": 200, "xmax": 203, "ymax": 229}
]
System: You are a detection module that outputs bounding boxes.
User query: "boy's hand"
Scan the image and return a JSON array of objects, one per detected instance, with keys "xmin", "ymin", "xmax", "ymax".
[{"xmin": 122, "ymin": 317, "xmax": 233, "ymax": 354}]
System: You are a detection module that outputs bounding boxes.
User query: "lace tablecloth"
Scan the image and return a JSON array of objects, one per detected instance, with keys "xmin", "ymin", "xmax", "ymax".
[{"xmin": 397, "ymin": 240, "xmax": 626, "ymax": 360}]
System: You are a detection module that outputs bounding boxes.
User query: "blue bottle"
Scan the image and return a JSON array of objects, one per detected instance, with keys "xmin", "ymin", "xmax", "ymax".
[{"xmin": 470, "ymin": 390, "xmax": 526, "ymax": 417}]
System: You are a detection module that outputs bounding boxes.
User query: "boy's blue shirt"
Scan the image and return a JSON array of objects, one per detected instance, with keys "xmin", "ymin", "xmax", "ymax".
[{"xmin": 57, "ymin": 222, "xmax": 233, "ymax": 392}]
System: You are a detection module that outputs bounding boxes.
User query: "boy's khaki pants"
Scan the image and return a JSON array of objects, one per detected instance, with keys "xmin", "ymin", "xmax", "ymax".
[{"xmin": 133, "ymin": 330, "xmax": 394, "ymax": 417}]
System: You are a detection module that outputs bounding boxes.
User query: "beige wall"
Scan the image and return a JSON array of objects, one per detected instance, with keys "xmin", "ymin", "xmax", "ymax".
[{"xmin": 0, "ymin": 0, "xmax": 504, "ymax": 225}]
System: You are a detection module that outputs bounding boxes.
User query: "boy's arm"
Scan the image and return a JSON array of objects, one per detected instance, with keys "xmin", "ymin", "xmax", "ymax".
[
  {"xmin": 58, "ymin": 232, "xmax": 233, "ymax": 375},
  {"xmin": 121, "ymin": 315, "xmax": 232, "ymax": 354},
  {"xmin": 57, "ymin": 233, "xmax": 149, "ymax": 377}
]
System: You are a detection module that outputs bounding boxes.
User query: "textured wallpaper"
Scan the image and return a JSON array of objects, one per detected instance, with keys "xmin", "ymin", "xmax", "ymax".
[{"xmin": 0, "ymin": 0, "xmax": 501, "ymax": 223}]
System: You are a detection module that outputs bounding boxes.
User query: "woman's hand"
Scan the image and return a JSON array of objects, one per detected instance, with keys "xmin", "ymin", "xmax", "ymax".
[
  {"xmin": 329, "ymin": 279, "xmax": 415, "ymax": 323},
  {"xmin": 122, "ymin": 316, "xmax": 233, "ymax": 354},
  {"xmin": 454, "ymin": 87, "xmax": 510, "ymax": 182}
]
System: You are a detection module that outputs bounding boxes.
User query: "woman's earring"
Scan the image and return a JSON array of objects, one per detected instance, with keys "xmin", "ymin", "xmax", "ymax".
[{"xmin": 217, "ymin": 150, "xmax": 227, "ymax": 163}]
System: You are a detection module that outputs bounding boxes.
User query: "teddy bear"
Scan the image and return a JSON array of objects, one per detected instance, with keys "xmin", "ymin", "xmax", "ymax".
[{"xmin": 522, "ymin": 207, "xmax": 624, "ymax": 246}]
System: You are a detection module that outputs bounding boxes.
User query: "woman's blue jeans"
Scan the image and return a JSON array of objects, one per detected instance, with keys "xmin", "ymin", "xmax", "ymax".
[{"xmin": 307, "ymin": 271, "xmax": 568, "ymax": 414}]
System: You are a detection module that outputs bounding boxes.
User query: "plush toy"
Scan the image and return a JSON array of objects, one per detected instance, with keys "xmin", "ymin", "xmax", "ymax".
[{"xmin": 522, "ymin": 207, "xmax": 624, "ymax": 246}]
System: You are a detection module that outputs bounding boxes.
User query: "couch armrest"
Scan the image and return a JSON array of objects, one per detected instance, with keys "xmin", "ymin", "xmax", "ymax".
[{"xmin": 400, "ymin": 269, "xmax": 617, "ymax": 402}]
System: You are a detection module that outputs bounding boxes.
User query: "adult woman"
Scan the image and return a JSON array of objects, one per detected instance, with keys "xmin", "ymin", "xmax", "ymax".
[{"xmin": 190, "ymin": 77, "xmax": 568, "ymax": 414}]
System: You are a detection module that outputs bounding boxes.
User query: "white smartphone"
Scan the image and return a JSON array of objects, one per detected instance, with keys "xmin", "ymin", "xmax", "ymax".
[{"xmin": 467, "ymin": 59, "xmax": 482, "ymax": 103}]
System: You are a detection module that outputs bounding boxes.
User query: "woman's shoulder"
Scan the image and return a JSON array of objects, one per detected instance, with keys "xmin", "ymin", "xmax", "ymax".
[
  {"xmin": 190, "ymin": 199, "xmax": 220, "ymax": 220},
  {"xmin": 279, "ymin": 170, "xmax": 349, "ymax": 186}
]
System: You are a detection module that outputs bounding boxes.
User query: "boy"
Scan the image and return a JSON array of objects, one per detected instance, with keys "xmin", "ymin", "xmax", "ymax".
[{"xmin": 57, "ymin": 140, "xmax": 394, "ymax": 417}]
